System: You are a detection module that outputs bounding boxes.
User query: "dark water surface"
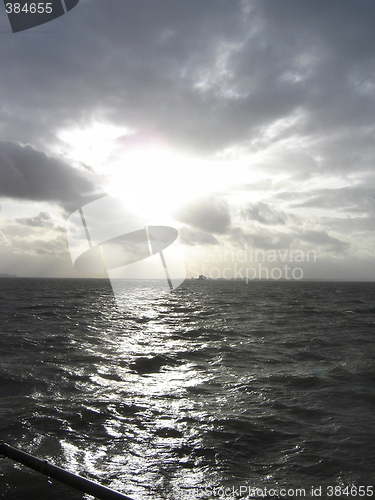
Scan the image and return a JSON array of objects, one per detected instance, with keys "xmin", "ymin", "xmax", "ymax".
[{"xmin": 0, "ymin": 278, "xmax": 374, "ymax": 499}]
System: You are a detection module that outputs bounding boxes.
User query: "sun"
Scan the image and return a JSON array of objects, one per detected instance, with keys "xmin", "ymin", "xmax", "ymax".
[
  {"xmin": 56, "ymin": 122, "xmax": 131, "ymax": 168},
  {"xmin": 106, "ymin": 146, "xmax": 194, "ymax": 221},
  {"xmin": 56, "ymin": 121, "xmax": 245, "ymax": 222}
]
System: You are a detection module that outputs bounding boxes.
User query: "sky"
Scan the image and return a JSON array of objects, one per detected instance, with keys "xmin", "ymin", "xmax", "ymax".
[{"xmin": 1, "ymin": 0, "xmax": 375, "ymax": 280}]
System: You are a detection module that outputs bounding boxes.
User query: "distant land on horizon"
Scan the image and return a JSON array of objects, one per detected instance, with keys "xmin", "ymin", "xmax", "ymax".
[{"xmin": 1, "ymin": 275, "xmax": 375, "ymax": 283}]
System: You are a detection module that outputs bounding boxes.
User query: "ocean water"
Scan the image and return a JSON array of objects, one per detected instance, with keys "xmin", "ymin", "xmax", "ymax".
[{"xmin": 0, "ymin": 278, "xmax": 374, "ymax": 499}]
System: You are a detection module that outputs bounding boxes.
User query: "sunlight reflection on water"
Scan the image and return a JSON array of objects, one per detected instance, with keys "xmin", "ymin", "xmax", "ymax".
[{"xmin": 1, "ymin": 279, "xmax": 375, "ymax": 499}]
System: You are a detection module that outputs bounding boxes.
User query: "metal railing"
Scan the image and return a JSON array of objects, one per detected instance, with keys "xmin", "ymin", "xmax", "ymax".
[{"xmin": 0, "ymin": 441, "xmax": 135, "ymax": 500}]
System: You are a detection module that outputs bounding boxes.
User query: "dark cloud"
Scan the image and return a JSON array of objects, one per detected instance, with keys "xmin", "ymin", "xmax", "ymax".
[
  {"xmin": 16, "ymin": 211, "xmax": 53, "ymax": 227},
  {"xmin": 179, "ymin": 226, "xmax": 219, "ymax": 246},
  {"xmin": 15, "ymin": 211, "xmax": 65, "ymax": 232},
  {"xmin": 32, "ymin": 235, "xmax": 68, "ymax": 256},
  {"xmin": 1, "ymin": 0, "xmax": 374, "ymax": 160},
  {"xmin": 174, "ymin": 196, "xmax": 231, "ymax": 234},
  {"xmin": 290, "ymin": 186, "xmax": 375, "ymax": 214},
  {"xmin": 231, "ymin": 228, "xmax": 294, "ymax": 251},
  {"xmin": 0, "ymin": 1, "xmax": 246, "ymax": 153},
  {"xmin": 241, "ymin": 202, "xmax": 286, "ymax": 225},
  {"xmin": 0, "ymin": 141, "xmax": 103, "ymax": 211},
  {"xmin": 297, "ymin": 229, "xmax": 350, "ymax": 253},
  {"xmin": 229, "ymin": 225, "xmax": 349, "ymax": 253}
]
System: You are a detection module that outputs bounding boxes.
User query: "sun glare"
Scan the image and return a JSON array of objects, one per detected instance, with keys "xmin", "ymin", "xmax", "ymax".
[
  {"xmin": 57, "ymin": 123, "xmax": 131, "ymax": 168},
  {"xmin": 57, "ymin": 122, "xmax": 252, "ymax": 222}
]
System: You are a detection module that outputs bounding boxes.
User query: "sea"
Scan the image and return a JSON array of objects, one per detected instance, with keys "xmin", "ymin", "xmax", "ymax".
[{"xmin": 0, "ymin": 278, "xmax": 374, "ymax": 500}]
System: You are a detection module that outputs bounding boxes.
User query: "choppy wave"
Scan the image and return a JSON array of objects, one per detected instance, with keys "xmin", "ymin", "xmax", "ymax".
[{"xmin": 0, "ymin": 278, "xmax": 374, "ymax": 499}]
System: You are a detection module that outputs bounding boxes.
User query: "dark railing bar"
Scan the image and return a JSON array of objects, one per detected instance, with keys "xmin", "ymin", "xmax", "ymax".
[{"xmin": 0, "ymin": 441, "xmax": 135, "ymax": 500}]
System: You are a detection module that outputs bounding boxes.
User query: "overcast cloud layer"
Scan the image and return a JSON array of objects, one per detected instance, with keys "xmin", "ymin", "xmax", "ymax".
[{"xmin": 0, "ymin": 0, "xmax": 375, "ymax": 279}]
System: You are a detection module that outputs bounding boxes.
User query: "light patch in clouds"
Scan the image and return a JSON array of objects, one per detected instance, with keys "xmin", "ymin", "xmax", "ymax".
[
  {"xmin": 16, "ymin": 211, "xmax": 65, "ymax": 232},
  {"xmin": 0, "ymin": 215, "xmax": 74, "ymax": 277},
  {"xmin": 55, "ymin": 122, "xmax": 253, "ymax": 222},
  {"xmin": 56, "ymin": 122, "xmax": 132, "ymax": 169},
  {"xmin": 0, "ymin": 231, "xmax": 11, "ymax": 248}
]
